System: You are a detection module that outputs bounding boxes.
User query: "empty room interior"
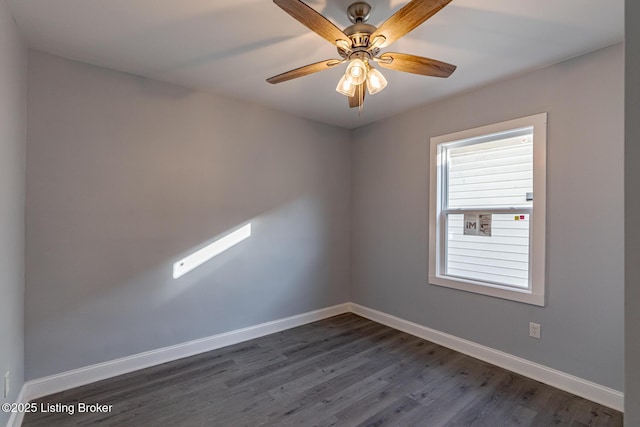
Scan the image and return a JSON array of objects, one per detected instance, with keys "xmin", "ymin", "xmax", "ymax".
[{"xmin": 1, "ymin": 0, "xmax": 639, "ymax": 426}]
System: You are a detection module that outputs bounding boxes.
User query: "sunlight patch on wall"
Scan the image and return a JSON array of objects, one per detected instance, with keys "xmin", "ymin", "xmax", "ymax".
[{"xmin": 173, "ymin": 223, "xmax": 252, "ymax": 279}]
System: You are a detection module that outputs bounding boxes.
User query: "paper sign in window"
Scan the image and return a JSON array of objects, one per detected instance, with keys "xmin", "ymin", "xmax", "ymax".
[{"xmin": 463, "ymin": 213, "xmax": 492, "ymax": 236}]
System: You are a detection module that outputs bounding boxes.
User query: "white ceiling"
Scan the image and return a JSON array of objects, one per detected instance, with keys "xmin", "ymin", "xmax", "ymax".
[{"xmin": 8, "ymin": 0, "xmax": 623, "ymax": 129}]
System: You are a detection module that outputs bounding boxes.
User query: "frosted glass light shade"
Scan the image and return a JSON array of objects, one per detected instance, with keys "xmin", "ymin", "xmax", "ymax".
[
  {"xmin": 366, "ymin": 67, "xmax": 388, "ymax": 95},
  {"xmin": 345, "ymin": 59, "xmax": 367, "ymax": 85},
  {"xmin": 336, "ymin": 75, "xmax": 356, "ymax": 96}
]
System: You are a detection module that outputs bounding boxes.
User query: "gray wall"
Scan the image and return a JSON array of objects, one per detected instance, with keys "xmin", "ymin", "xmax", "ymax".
[
  {"xmin": 0, "ymin": 0, "xmax": 26, "ymax": 424},
  {"xmin": 25, "ymin": 51, "xmax": 351, "ymax": 379},
  {"xmin": 625, "ymin": 0, "xmax": 639, "ymax": 423},
  {"xmin": 21, "ymin": 38, "xmax": 628, "ymax": 404},
  {"xmin": 351, "ymin": 44, "xmax": 624, "ymax": 391}
]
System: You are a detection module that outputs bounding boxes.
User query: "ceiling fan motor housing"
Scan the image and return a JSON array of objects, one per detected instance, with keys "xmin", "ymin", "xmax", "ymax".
[
  {"xmin": 338, "ymin": 1, "xmax": 376, "ymax": 54},
  {"xmin": 338, "ymin": 23, "xmax": 380, "ymax": 59},
  {"xmin": 344, "ymin": 23, "xmax": 376, "ymax": 47}
]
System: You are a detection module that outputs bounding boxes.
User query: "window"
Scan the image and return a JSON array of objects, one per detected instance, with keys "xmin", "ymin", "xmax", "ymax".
[{"xmin": 429, "ymin": 113, "xmax": 547, "ymax": 306}]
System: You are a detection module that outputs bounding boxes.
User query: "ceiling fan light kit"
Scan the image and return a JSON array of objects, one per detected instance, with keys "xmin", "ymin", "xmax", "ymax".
[
  {"xmin": 336, "ymin": 75, "xmax": 356, "ymax": 96},
  {"xmin": 366, "ymin": 66, "xmax": 388, "ymax": 95},
  {"xmin": 345, "ymin": 58, "xmax": 368, "ymax": 85},
  {"xmin": 336, "ymin": 61, "xmax": 387, "ymax": 99},
  {"xmin": 267, "ymin": 0, "xmax": 457, "ymax": 110},
  {"xmin": 336, "ymin": 74, "xmax": 356, "ymax": 97}
]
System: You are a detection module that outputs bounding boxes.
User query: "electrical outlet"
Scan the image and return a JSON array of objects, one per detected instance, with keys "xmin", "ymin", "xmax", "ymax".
[
  {"xmin": 529, "ymin": 322, "xmax": 541, "ymax": 339},
  {"xmin": 4, "ymin": 371, "xmax": 9, "ymax": 398}
]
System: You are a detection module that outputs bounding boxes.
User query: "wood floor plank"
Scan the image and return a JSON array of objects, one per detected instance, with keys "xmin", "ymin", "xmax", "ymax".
[
  {"xmin": 448, "ymin": 372, "xmax": 537, "ymax": 426},
  {"xmin": 332, "ymin": 377, "xmax": 427, "ymax": 426},
  {"xmin": 355, "ymin": 395, "xmax": 421, "ymax": 427},
  {"xmin": 22, "ymin": 314, "xmax": 623, "ymax": 427},
  {"xmin": 276, "ymin": 339, "xmax": 441, "ymax": 424},
  {"xmin": 267, "ymin": 350, "xmax": 372, "ymax": 401}
]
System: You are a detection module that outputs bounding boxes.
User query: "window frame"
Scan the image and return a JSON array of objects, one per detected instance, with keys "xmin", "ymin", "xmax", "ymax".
[{"xmin": 428, "ymin": 113, "xmax": 547, "ymax": 306}]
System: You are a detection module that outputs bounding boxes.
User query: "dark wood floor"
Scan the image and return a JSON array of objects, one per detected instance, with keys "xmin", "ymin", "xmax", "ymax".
[{"xmin": 23, "ymin": 314, "xmax": 622, "ymax": 426}]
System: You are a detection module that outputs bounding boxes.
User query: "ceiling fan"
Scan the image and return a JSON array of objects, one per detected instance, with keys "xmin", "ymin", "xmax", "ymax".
[{"xmin": 266, "ymin": 0, "xmax": 457, "ymax": 110}]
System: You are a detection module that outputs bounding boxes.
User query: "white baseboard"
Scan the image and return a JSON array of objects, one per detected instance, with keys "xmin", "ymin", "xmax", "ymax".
[
  {"xmin": 19, "ymin": 301, "xmax": 623, "ymax": 420},
  {"xmin": 6, "ymin": 384, "xmax": 27, "ymax": 427},
  {"xmin": 24, "ymin": 303, "xmax": 350, "ymax": 403},
  {"xmin": 349, "ymin": 302, "xmax": 624, "ymax": 412}
]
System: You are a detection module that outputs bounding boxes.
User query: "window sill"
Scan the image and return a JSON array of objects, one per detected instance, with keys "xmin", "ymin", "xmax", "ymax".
[{"xmin": 428, "ymin": 274, "xmax": 545, "ymax": 306}]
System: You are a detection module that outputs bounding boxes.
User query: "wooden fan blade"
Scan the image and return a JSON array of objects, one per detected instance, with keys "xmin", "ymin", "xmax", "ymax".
[
  {"xmin": 267, "ymin": 59, "xmax": 342, "ymax": 84},
  {"xmin": 371, "ymin": 0, "xmax": 452, "ymax": 48},
  {"xmin": 378, "ymin": 53, "xmax": 456, "ymax": 77},
  {"xmin": 274, "ymin": 0, "xmax": 351, "ymax": 47},
  {"xmin": 348, "ymin": 84, "xmax": 366, "ymax": 108}
]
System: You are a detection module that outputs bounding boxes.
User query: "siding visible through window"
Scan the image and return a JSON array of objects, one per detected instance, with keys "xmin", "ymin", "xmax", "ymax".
[
  {"xmin": 447, "ymin": 135, "xmax": 533, "ymax": 209},
  {"xmin": 446, "ymin": 214, "xmax": 530, "ymax": 288},
  {"xmin": 443, "ymin": 133, "xmax": 533, "ymax": 288}
]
